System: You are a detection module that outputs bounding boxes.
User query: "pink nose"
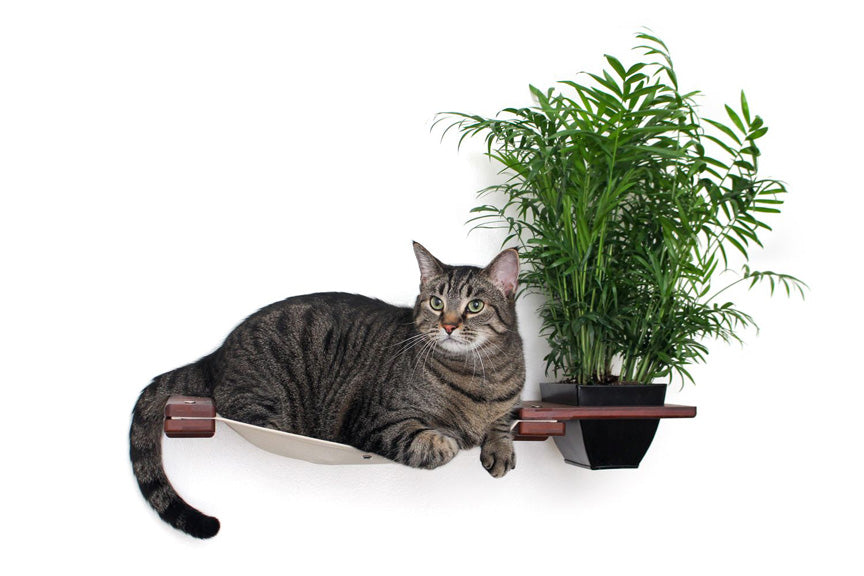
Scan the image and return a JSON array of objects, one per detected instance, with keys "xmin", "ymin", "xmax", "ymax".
[{"xmin": 442, "ymin": 324, "xmax": 458, "ymax": 335}]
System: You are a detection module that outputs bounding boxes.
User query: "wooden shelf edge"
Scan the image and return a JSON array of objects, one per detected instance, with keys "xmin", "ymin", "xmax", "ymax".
[{"xmin": 518, "ymin": 402, "xmax": 697, "ymax": 421}]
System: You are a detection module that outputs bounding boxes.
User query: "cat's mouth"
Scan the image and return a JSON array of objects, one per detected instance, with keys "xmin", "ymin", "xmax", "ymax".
[{"xmin": 434, "ymin": 329, "xmax": 481, "ymax": 354}]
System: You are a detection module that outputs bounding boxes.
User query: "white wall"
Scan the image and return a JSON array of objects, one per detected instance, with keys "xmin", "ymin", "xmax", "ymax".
[{"xmin": 2, "ymin": 1, "xmax": 861, "ymax": 574}]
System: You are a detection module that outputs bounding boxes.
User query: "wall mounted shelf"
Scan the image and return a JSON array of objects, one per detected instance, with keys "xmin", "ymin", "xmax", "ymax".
[
  {"xmin": 513, "ymin": 401, "xmax": 697, "ymax": 441},
  {"xmin": 164, "ymin": 395, "xmax": 696, "ymax": 467}
]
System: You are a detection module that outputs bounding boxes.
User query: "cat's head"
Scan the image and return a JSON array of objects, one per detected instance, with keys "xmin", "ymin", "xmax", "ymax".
[{"xmin": 412, "ymin": 242, "xmax": 519, "ymax": 355}]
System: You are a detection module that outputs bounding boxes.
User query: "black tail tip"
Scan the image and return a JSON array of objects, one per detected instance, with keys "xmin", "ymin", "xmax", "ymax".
[
  {"xmin": 186, "ymin": 515, "xmax": 221, "ymax": 539},
  {"xmin": 159, "ymin": 499, "xmax": 221, "ymax": 538}
]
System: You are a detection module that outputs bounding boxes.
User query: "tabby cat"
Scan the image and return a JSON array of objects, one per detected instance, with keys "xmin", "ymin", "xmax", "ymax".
[{"xmin": 130, "ymin": 242, "xmax": 525, "ymax": 538}]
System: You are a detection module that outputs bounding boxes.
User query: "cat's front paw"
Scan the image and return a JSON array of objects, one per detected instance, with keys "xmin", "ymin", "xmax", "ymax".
[
  {"xmin": 480, "ymin": 436, "xmax": 515, "ymax": 478},
  {"xmin": 406, "ymin": 430, "xmax": 460, "ymax": 469}
]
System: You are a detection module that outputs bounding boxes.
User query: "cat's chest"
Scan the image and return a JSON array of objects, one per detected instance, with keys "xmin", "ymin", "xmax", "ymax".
[
  {"xmin": 420, "ymin": 360, "xmax": 520, "ymax": 438},
  {"xmin": 439, "ymin": 392, "xmax": 514, "ymax": 444}
]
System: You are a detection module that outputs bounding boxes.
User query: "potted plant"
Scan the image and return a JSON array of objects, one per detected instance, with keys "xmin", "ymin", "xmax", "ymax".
[{"xmin": 438, "ymin": 33, "xmax": 806, "ymax": 468}]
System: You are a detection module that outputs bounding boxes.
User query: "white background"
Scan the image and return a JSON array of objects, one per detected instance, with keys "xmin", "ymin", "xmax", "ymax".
[{"xmin": 2, "ymin": 1, "xmax": 861, "ymax": 574}]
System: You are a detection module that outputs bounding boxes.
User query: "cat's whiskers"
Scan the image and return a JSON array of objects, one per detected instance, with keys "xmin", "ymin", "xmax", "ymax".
[
  {"xmin": 472, "ymin": 343, "xmax": 487, "ymax": 384},
  {"xmin": 418, "ymin": 335, "xmax": 438, "ymax": 382},
  {"xmin": 390, "ymin": 332, "xmax": 431, "ymax": 359},
  {"xmin": 389, "ymin": 332, "xmax": 426, "ymax": 349},
  {"xmin": 407, "ymin": 340, "xmax": 431, "ymax": 384},
  {"xmin": 466, "ymin": 341, "xmax": 486, "ymax": 384},
  {"xmin": 464, "ymin": 345, "xmax": 480, "ymax": 386},
  {"xmin": 407, "ymin": 332, "xmax": 438, "ymax": 385},
  {"xmin": 479, "ymin": 337, "xmax": 505, "ymax": 357},
  {"xmin": 475, "ymin": 340, "xmax": 502, "ymax": 381}
]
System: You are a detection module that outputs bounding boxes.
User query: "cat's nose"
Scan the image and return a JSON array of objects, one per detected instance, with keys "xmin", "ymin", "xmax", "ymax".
[{"xmin": 441, "ymin": 323, "xmax": 459, "ymax": 335}]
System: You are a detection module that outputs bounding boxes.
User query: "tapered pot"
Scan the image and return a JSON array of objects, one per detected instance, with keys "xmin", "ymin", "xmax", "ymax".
[{"xmin": 539, "ymin": 382, "xmax": 667, "ymax": 470}]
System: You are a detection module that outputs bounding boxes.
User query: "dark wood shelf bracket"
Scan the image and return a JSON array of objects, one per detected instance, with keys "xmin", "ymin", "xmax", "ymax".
[
  {"xmin": 513, "ymin": 401, "xmax": 697, "ymax": 441},
  {"xmin": 164, "ymin": 396, "xmax": 217, "ymax": 438}
]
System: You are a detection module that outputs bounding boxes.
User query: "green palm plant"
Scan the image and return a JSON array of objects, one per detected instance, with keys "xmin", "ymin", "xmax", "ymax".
[{"xmin": 437, "ymin": 33, "xmax": 805, "ymax": 386}]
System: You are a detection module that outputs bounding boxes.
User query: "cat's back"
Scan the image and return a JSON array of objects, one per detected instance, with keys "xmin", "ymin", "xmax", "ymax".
[
  {"xmin": 252, "ymin": 291, "xmax": 410, "ymax": 332},
  {"xmin": 213, "ymin": 292, "xmax": 416, "ymax": 431},
  {"xmin": 225, "ymin": 291, "xmax": 414, "ymax": 355}
]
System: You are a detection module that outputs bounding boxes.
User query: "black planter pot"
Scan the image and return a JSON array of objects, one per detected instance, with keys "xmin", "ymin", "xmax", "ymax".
[{"xmin": 539, "ymin": 382, "xmax": 667, "ymax": 470}]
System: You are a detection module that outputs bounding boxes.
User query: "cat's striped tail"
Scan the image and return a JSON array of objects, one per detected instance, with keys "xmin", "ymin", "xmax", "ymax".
[{"xmin": 129, "ymin": 357, "xmax": 220, "ymax": 538}]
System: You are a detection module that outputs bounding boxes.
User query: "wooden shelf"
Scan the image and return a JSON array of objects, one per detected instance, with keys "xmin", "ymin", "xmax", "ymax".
[
  {"xmin": 164, "ymin": 396, "xmax": 216, "ymax": 438},
  {"xmin": 513, "ymin": 401, "xmax": 696, "ymax": 441},
  {"xmin": 163, "ymin": 395, "xmax": 696, "ymax": 445},
  {"xmin": 519, "ymin": 401, "xmax": 697, "ymax": 420}
]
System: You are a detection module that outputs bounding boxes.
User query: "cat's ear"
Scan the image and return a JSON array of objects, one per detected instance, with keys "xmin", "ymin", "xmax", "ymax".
[
  {"xmin": 413, "ymin": 242, "xmax": 446, "ymax": 285},
  {"xmin": 484, "ymin": 248, "xmax": 519, "ymax": 298}
]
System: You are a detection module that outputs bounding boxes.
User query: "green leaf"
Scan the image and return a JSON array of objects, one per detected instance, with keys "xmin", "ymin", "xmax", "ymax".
[
  {"xmin": 726, "ymin": 235, "xmax": 749, "ymax": 258},
  {"xmin": 702, "ymin": 134, "xmax": 738, "ymax": 157},
  {"xmin": 627, "ymin": 62, "xmax": 647, "ymax": 76},
  {"xmin": 635, "ymin": 32, "xmax": 669, "ymax": 52},
  {"xmin": 740, "ymin": 91, "xmax": 751, "ymax": 124},
  {"xmin": 705, "ymin": 119, "xmax": 742, "ymax": 146},
  {"xmin": 748, "ymin": 127, "xmax": 769, "ymax": 140},
  {"xmin": 751, "ymin": 206, "xmax": 781, "ymax": 214},
  {"xmin": 588, "ymin": 72, "xmax": 624, "ymax": 98},
  {"xmin": 606, "ymin": 54, "xmax": 628, "ymax": 79},
  {"xmin": 725, "ymin": 104, "xmax": 746, "ymax": 133}
]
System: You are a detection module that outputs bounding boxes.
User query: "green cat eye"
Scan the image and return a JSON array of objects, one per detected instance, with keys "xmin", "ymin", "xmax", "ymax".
[
  {"xmin": 430, "ymin": 296, "xmax": 444, "ymax": 311},
  {"xmin": 467, "ymin": 299, "xmax": 485, "ymax": 313}
]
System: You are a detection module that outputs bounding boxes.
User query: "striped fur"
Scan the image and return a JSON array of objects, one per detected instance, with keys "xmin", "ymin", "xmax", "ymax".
[{"xmin": 130, "ymin": 243, "xmax": 525, "ymax": 538}]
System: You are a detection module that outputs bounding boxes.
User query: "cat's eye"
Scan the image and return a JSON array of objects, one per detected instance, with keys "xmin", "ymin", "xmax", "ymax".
[
  {"xmin": 467, "ymin": 299, "xmax": 485, "ymax": 313},
  {"xmin": 429, "ymin": 296, "xmax": 444, "ymax": 311}
]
